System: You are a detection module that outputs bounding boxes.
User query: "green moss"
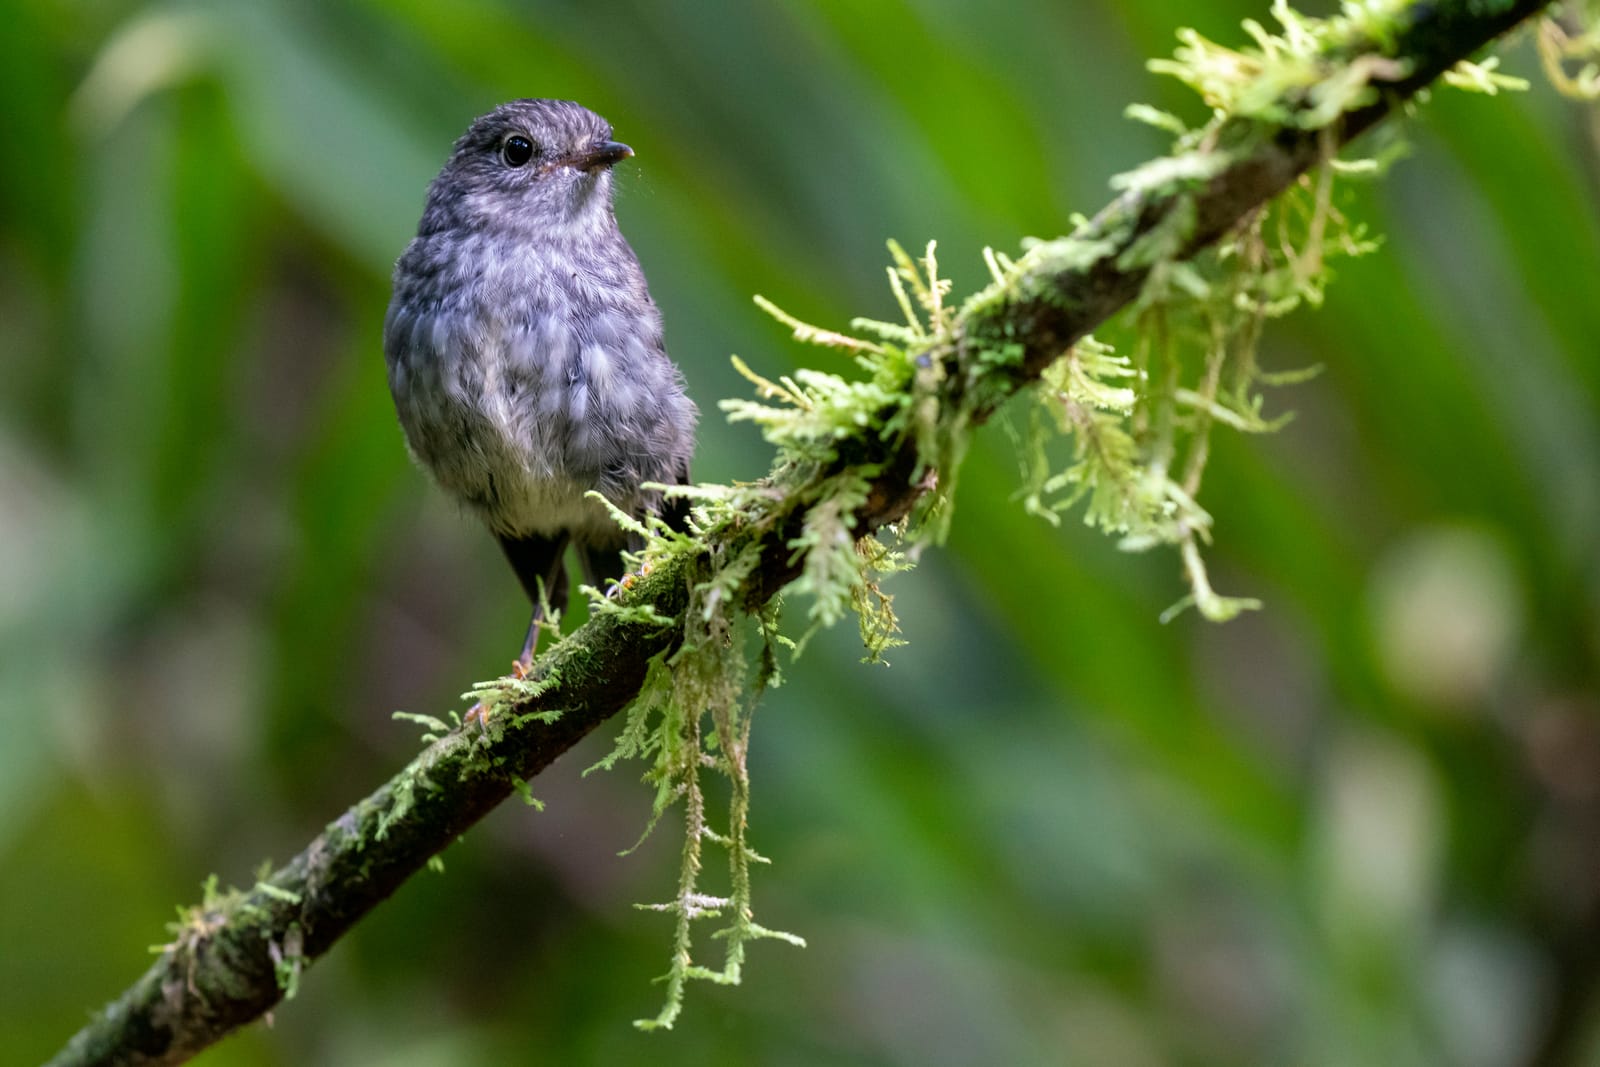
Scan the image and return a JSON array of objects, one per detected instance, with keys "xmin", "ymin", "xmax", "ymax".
[
  {"xmin": 268, "ymin": 922, "xmax": 305, "ymax": 1000},
  {"xmin": 509, "ymin": 776, "xmax": 545, "ymax": 811}
]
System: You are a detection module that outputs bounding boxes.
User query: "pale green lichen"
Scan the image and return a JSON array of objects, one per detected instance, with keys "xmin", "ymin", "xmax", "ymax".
[
  {"xmin": 150, "ymin": 871, "xmax": 308, "ymax": 1007},
  {"xmin": 1146, "ymin": 0, "xmax": 1415, "ymax": 126},
  {"xmin": 1539, "ymin": 0, "xmax": 1600, "ymax": 98},
  {"xmin": 267, "ymin": 921, "xmax": 305, "ymax": 1000},
  {"xmin": 391, "ymin": 710, "xmax": 454, "ymax": 744},
  {"xmin": 149, "ymin": 874, "xmax": 240, "ymax": 957},
  {"xmin": 253, "ymin": 881, "xmax": 302, "ymax": 905},
  {"xmin": 375, "ymin": 768, "xmax": 437, "ymax": 842},
  {"xmin": 584, "ymin": 542, "xmax": 806, "ymax": 1030},
  {"xmin": 1444, "ymin": 54, "xmax": 1531, "ymax": 93},
  {"xmin": 509, "ymin": 775, "xmax": 545, "ymax": 811},
  {"xmin": 466, "ymin": 666, "xmax": 564, "ymax": 725}
]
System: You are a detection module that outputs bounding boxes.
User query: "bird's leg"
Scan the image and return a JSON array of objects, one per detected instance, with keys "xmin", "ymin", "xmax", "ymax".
[
  {"xmin": 498, "ymin": 530, "xmax": 571, "ymax": 664},
  {"xmin": 514, "ymin": 610, "xmax": 542, "ymax": 677},
  {"xmin": 465, "ymin": 598, "xmax": 559, "ymax": 730},
  {"xmin": 608, "ymin": 561, "xmax": 653, "ymax": 598},
  {"xmin": 461, "ymin": 532, "xmax": 572, "ymax": 726}
]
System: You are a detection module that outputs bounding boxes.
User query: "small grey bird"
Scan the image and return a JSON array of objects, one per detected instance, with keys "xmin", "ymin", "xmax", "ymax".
[{"xmin": 385, "ymin": 99, "xmax": 697, "ymax": 671}]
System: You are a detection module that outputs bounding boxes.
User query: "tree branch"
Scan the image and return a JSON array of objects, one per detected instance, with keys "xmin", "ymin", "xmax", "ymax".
[{"xmin": 48, "ymin": 1, "xmax": 1553, "ymax": 1062}]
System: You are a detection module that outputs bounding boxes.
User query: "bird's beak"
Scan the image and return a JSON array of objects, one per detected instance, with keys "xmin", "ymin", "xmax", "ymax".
[{"xmin": 570, "ymin": 140, "xmax": 634, "ymax": 172}]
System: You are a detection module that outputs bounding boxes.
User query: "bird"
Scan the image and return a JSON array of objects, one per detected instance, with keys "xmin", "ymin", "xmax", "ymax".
[{"xmin": 384, "ymin": 99, "xmax": 697, "ymax": 678}]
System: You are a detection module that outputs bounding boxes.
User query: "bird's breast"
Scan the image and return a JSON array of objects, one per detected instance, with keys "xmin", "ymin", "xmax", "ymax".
[{"xmin": 384, "ymin": 283, "xmax": 686, "ymax": 539}]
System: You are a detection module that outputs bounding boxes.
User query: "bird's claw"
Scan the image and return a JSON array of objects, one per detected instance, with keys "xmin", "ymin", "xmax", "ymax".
[
  {"xmin": 461, "ymin": 656, "xmax": 536, "ymax": 730},
  {"xmin": 606, "ymin": 560, "xmax": 654, "ymax": 600}
]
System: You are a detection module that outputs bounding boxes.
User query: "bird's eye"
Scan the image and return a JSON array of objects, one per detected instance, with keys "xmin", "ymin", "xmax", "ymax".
[{"xmin": 501, "ymin": 135, "xmax": 535, "ymax": 167}]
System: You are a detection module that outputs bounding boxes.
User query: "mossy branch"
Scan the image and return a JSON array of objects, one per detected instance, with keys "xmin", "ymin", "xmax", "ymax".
[{"xmin": 48, "ymin": 1, "xmax": 1556, "ymax": 1063}]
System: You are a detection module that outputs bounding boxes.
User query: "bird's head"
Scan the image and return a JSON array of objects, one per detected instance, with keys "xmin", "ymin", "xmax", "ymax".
[{"xmin": 423, "ymin": 99, "xmax": 633, "ymax": 237}]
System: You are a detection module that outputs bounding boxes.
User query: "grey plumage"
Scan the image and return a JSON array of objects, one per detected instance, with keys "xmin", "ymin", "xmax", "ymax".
[{"xmin": 385, "ymin": 99, "xmax": 696, "ymax": 663}]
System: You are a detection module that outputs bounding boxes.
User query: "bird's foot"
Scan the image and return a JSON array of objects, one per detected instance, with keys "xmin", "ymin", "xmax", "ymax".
[
  {"xmin": 461, "ymin": 656, "xmax": 536, "ymax": 730},
  {"xmin": 607, "ymin": 560, "xmax": 654, "ymax": 599}
]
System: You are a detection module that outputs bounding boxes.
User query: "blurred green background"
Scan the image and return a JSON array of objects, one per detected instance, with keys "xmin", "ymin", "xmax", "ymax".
[{"xmin": 3, "ymin": 1, "xmax": 1599, "ymax": 1064}]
